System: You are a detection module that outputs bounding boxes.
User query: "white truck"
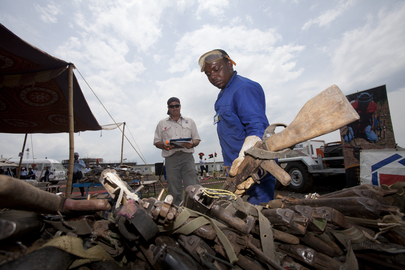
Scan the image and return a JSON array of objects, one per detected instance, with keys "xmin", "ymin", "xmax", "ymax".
[{"xmin": 277, "ymin": 140, "xmax": 345, "ymax": 192}]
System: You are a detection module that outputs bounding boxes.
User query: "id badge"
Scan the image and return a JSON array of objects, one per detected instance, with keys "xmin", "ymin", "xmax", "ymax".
[{"xmin": 213, "ymin": 113, "xmax": 221, "ymax": 125}]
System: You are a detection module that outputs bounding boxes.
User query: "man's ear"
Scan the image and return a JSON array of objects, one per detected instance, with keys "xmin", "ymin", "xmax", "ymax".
[{"xmin": 226, "ymin": 59, "xmax": 233, "ymax": 70}]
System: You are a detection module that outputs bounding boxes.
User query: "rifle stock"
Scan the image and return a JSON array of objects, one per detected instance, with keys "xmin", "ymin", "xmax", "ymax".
[{"xmin": 265, "ymin": 84, "xmax": 359, "ymax": 152}]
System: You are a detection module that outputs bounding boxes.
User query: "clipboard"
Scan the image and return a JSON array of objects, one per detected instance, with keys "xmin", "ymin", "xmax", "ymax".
[{"xmin": 170, "ymin": 138, "xmax": 192, "ymax": 148}]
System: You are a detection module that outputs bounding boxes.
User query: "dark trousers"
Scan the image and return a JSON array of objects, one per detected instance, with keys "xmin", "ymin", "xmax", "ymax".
[
  {"xmin": 71, "ymin": 171, "xmax": 84, "ymax": 196},
  {"xmin": 200, "ymin": 166, "xmax": 206, "ymax": 176}
]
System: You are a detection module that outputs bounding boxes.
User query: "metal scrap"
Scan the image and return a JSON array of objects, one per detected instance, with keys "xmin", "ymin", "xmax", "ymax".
[{"xmin": 0, "ymin": 172, "xmax": 405, "ymax": 270}]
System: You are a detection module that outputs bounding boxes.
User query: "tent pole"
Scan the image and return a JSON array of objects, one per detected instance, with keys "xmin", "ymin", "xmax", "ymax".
[
  {"xmin": 66, "ymin": 64, "xmax": 74, "ymax": 198},
  {"xmin": 120, "ymin": 122, "xmax": 125, "ymax": 167},
  {"xmin": 16, "ymin": 133, "xmax": 28, "ymax": 179}
]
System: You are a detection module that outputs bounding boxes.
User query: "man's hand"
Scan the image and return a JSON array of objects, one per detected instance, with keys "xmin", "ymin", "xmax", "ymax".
[
  {"xmin": 182, "ymin": 141, "xmax": 194, "ymax": 149},
  {"xmin": 235, "ymin": 177, "xmax": 255, "ymax": 195},
  {"xmin": 164, "ymin": 140, "xmax": 171, "ymax": 150},
  {"xmin": 155, "ymin": 141, "xmax": 172, "ymax": 150},
  {"xmin": 182, "ymin": 140, "xmax": 199, "ymax": 149},
  {"xmin": 229, "ymin": 135, "xmax": 261, "ymax": 176}
]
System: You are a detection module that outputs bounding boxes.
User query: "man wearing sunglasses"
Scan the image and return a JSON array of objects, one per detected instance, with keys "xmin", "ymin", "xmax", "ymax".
[
  {"xmin": 154, "ymin": 97, "xmax": 201, "ymax": 206},
  {"xmin": 198, "ymin": 49, "xmax": 275, "ymax": 205}
]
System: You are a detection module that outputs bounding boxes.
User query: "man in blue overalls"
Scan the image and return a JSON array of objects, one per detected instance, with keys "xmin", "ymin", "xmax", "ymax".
[{"xmin": 199, "ymin": 49, "xmax": 275, "ymax": 204}]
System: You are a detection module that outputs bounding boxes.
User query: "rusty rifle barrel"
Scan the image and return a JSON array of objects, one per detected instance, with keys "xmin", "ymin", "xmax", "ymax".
[
  {"xmin": 273, "ymin": 229, "xmax": 300, "ymax": 245},
  {"xmin": 0, "ymin": 175, "xmax": 64, "ymax": 214},
  {"xmin": 279, "ymin": 244, "xmax": 343, "ymax": 270},
  {"xmin": 247, "ymin": 242, "xmax": 285, "ymax": 270},
  {"xmin": 182, "ymin": 218, "xmax": 217, "ymax": 240},
  {"xmin": 0, "ymin": 175, "xmax": 111, "ymax": 214},
  {"xmin": 299, "ymin": 232, "xmax": 335, "ymax": 257},
  {"xmin": 210, "ymin": 204, "xmax": 251, "ymax": 234},
  {"xmin": 284, "ymin": 197, "xmax": 399, "ymax": 219},
  {"xmin": 63, "ymin": 198, "xmax": 111, "ymax": 212},
  {"xmin": 236, "ymin": 254, "xmax": 266, "ymax": 270}
]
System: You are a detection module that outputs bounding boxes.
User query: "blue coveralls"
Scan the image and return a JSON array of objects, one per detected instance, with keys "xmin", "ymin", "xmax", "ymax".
[{"xmin": 215, "ymin": 71, "xmax": 275, "ymax": 204}]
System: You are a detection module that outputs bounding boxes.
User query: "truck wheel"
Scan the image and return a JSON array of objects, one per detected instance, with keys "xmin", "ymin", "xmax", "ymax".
[{"xmin": 284, "ymin": 162, "xmax": 313, "ymax": 192}]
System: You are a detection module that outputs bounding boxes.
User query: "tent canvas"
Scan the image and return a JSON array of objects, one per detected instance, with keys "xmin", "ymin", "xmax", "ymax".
[
  {"xmin": 0, "ymin": 23, "xmax": 102, "ymax": 196},
  {"xmin": 0, "ymin": 23, "xmax": 101, "ymax": 133}
]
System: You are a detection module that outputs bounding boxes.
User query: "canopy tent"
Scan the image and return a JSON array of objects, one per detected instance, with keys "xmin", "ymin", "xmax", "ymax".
[
  {"xmin": 0, "ymin": 24, "xmax": 102, "ymax": 197},
  {"xmin": 0, "ymin": 23, "xmax": 101, "ymax": 133},
  {"xmin": 101, "ymin": 122, "xmax": 124, "ymax": 131}
]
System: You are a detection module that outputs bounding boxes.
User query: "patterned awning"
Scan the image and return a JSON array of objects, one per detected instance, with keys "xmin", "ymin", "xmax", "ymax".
[{"xmin": 0, "ymin": 23, "xmax": 101, "ymax": 134}]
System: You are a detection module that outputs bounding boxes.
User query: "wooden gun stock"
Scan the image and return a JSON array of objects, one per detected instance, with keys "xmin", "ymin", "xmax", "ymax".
[{"xmin": 265, "ymin": 84, "xmax": 359, "ymax": 152}]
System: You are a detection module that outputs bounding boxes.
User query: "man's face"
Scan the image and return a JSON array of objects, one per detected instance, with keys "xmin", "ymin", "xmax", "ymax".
[
  {"xmin": 168, "ymin": 101, "xmax": 181, "ymax": 117},
  {"xmin": 203, "ymin": 58, "xmax": 234, "ymax": 90}
]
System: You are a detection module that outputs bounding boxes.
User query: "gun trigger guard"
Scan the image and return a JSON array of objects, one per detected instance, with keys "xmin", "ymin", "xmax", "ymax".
[
  {"xmin": 262, "ymin": 123, "xmax": 287, "ymax": 143},
  {"xmin": 251, "ymin": 171, "xmax": 262, "ymax": 184},
  {"xmin": 245, "ymin": 146, "xmax": 295, "ymax": 160}
]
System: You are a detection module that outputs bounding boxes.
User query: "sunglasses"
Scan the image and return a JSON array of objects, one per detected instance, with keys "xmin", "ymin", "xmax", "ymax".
[{"xmin": 168, "ymin": 104, "xmax": 180, "ymax": 108}]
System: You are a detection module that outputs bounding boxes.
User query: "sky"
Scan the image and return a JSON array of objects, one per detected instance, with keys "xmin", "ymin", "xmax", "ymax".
[{"xmin": 1, "ymin": 0, "xmax": 404, "ymax": 166}]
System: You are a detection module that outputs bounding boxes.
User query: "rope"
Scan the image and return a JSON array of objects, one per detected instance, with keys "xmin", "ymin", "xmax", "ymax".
[
  {"xmin": 125, "ymin": 125, "xmax": 147, "ymax": 162},
  {"xmin": 202, "ymin": 187, "xmax": 237, "ymax": 201},
  {"xmin": 74, "ymin": 67, "xmax": 168, "ymax": 195}
]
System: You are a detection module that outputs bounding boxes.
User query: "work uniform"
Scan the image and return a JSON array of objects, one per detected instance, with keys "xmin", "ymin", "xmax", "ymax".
[
  {"xmin": 154, "ymin": 115, "xmax": 200, "ymax": 205},
  {"xmin": 214, "ymin": 71, "xmax": 275, "ymax": 204}
]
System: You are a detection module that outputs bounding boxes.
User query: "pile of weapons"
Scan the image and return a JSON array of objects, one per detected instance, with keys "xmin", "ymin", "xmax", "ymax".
[{"xmin": 1, "ymin": 170, "xmax": 405, "ymax": 270}]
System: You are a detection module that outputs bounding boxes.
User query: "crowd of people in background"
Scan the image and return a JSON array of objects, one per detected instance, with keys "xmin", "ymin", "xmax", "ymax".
[{"xmin": 0, "ymin": 166, "xmax": 36, "ymax": 179}]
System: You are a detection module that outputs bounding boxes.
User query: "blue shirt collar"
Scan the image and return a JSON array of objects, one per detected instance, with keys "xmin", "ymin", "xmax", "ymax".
[{"xmin": 224, "ymin": 71, "xmax": 237, "ymax": 90}]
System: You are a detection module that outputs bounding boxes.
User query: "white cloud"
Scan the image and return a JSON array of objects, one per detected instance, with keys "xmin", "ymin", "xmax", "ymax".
[
  {"xmin": 195, "ymin": 0, "xmax": 229, "ymax": 18},
  {"xmin": 230, "ymin": 17, "xmax": 242, "ymax": 26},
  {"xmin": 331, "ymin": 3, "xmax": 405, "ymax": 89},
  {"xmin": 72, "ymin": 0, "xmax": 171, "ymax": 52},
  {"xmin": 176, "ymin": 0, "xmax": 195, "ymax": 13},
  {"xmin": 35, "ymin": 3, "xmax": 62, "ymax": 23},
  {"xmin": 56, "ymin": 36, "xmax": 146, "ymax": 90},
  {"xmin": 245, "ymin": 15, "xmax": 253, "ymax": 25},
  {"xmin": 168, "ymin": 25, "xmax": 283, "ymax": 73},
  {"xmin": 153, "ymin": 54, "xmax": 162, "ymax": 63},
  {"xmin": 302, "ymin": 0, "xmax": 356, "ymax": 30}
]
